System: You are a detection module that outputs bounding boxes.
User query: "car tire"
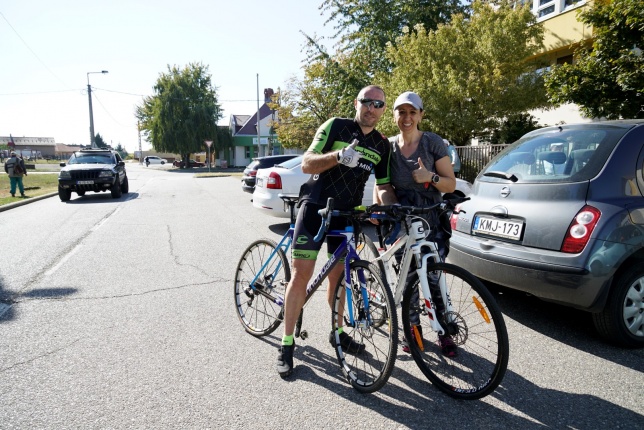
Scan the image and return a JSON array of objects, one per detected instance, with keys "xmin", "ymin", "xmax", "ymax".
[
  {"xmin": 111, "ymin": 177, "xmax": 123, "ymax": 199},
  {"xmin": 58, "ymin": 186, "xmax": 71, "ymax": 202},
  {"xmin": 121, "ymin": 176, "xmax": 129, "ymax": 194},
  {"xmin": 161, "ymin": 161, "xmax": 165, "ymax": 165},
  {"xmin": 76, "ymin": 190, "xmax": 86, "ymax": 196},
  {"xmin": 592, "ymin": 265, "xmax": 644, "ymax": 348}
]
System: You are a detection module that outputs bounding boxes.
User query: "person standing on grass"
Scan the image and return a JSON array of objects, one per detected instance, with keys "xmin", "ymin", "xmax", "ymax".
[{"xmin": 4, "ymin": 151, "xmax": 27, "ymax": 197}]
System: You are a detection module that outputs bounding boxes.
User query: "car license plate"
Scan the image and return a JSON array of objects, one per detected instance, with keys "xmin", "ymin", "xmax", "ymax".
[
  {"xmin": 256, "ymin": 177, "xmax": 263, "ymax": 187},
  {"xmin": 77, "ymin": 180, "xmax": 94, "ymax": 185},
  {"xmin": 473, "ymin": 215, "xmax": 523, "ymax": 240}
]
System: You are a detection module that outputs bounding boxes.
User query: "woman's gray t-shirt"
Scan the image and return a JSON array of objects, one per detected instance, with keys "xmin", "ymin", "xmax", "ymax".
[{"xmin": 389, "ymin": 131, "xmax": 448, "ymax": 206}]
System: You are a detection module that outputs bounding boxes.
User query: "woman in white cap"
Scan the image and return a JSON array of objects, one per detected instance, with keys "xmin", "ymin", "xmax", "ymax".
[{"xmin": 375, "ymin": 91, "xmax": 458, "ymax": 356}]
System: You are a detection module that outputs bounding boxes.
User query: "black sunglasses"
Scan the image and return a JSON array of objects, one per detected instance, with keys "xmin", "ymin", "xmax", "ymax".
[{"xmin": 358, "ymin": 98, "xmax": 385, "ymax": 109}]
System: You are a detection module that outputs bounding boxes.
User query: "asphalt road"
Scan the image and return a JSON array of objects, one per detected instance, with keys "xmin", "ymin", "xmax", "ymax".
[{"xmin": 1, "ymin": 163, "xmax": 642, "ymax": 429}]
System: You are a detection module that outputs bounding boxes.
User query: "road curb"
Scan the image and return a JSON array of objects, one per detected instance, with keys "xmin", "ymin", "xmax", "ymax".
[{"xmin": 0, "ymin": 192, "xmax": 57, "ymax": 213}]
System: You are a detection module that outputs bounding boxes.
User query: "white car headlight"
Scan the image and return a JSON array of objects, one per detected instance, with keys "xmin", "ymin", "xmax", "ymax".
[{"xmin": 99, "ymin": 169, "xmax": 115, "ymax": 178}]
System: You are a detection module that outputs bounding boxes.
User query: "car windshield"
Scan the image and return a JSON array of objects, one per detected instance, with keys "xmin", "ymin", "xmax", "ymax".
[
  {"xmin": 480, "ymin": 124, "xmax": 630, "ymax": 184},
  {"xmin": 69, "ymin": 153, "xmax": 113, "ymax": 164},
  {"xmin": 276, "ymin": 156, "xmax": 302, "ymax": 169}
]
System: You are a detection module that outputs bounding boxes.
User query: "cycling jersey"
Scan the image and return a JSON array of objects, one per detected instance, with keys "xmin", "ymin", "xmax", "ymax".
[{"xmin": 298, "ymin": 118, "xmax": 391, "ymax": 210}]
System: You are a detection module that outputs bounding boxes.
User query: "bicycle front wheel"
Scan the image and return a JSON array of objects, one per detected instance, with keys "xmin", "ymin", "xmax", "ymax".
[
  {"xmin": 356, "ymin": 232, "xmax": 388, "ymax": 328},
  {"xmin": 401, "ymin": 262, "xmax": 509, "ymax": 400},
  {"xmin": 332, "ymin": 260, "xmax": 398, "ymax": 393},
  {"xmin": 234, "ymin": 239, "xmax": 290, "ymax": 337}
]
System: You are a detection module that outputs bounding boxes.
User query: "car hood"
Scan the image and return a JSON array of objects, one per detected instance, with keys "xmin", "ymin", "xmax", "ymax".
[{"xmin": 455, "ymin": 179, "xmax": 590, "ymax": 250}]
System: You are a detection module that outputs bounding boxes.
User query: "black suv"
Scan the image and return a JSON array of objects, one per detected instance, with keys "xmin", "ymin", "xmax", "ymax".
[
  {"xmin": 58, "ymin": 149, "xmax": 129, "ymax": 202},
  {"xmin": 241, "ymin": 154, "xmax": 299, "ymax": 193}
]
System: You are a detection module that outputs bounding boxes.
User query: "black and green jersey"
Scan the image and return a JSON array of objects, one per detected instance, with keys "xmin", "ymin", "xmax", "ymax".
[{"xmin": 299, "ymin": 117, "xmax": 391, "ymax": 210}]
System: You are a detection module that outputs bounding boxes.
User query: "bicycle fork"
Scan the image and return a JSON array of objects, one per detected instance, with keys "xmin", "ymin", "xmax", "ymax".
[{"xmin": 413, "ymin": 247, "xmax": 455, "ymax": 337}]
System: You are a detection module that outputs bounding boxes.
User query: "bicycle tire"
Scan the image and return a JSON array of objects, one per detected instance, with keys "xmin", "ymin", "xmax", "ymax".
[
  {"xmin": 401, "ymin": 262, "xmax": 509, "ymax": 400},
  {"xmin": 356, "ymin": 232, "xmax": 388, "ymax": 328},
  {"xmin": 331, "ymin": 260, "xmax": 398, "ymax": 393},
  {"xmin": 234, "ymin": 239, "xmax": 290, "ymax": 337}
]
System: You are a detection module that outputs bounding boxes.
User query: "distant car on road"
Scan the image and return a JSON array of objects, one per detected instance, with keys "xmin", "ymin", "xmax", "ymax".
[
  {"xmin": 145, "ymin": 156, "xmax": 167, "ymax": 166},
  {"xmin": 173, "ymin": 159, "xmax": 205, "ymax": 168},
  {"xmin": 252, "ymin": 155, "xmax": 472, "ymax": 218},
  {"xmin": 448, "ymin": 119, "xmax": 644, "ymax": 348},
  {"xmin": 241, "ymin": 154, "xmax": 299, "ymax": 193}
]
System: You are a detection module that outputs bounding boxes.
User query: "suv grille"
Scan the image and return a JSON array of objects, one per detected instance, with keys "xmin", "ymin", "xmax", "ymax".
[{"xmin": 70, "ymin": 170, "xmax": 102, "ymax": 180}]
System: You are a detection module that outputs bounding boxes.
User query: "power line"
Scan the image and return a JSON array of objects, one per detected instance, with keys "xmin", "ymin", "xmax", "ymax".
[{"xmin": 0, "ymin": 12, "xmax": 71, "ymax": 90}]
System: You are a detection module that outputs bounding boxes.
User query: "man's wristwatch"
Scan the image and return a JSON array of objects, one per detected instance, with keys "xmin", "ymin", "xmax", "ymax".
[
  {"xmin": 431, "ymin": 173, "xmax": 441, "ymax": 184},
  {"xmin": 336, "ymin": 151, "xmax": 342, "ymax": 162}
]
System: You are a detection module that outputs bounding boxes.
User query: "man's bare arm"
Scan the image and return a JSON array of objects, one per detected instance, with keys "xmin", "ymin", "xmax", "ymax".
[
  {"xmin": 376, "ymin": 183, "xmax": 398, "ymax": 205},
  {"xmin": 301, "ymin": 150, "xmax": 340, "ymax": 174}
]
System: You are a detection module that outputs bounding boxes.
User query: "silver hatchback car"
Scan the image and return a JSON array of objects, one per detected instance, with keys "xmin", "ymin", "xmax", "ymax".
[{"xmin": 448, "ymin": 120, "xmax": 644, "ymax": 348}]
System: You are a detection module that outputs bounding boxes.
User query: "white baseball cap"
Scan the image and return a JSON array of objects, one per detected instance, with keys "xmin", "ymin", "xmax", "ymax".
[{"xmin": 393, "ymin": 91, "xmax": 423, "ymax": 111}]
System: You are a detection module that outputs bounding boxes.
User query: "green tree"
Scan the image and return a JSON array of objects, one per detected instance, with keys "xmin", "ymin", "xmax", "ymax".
[
  {"xmin": 94, "ymin": 133, "xmax": 108, "ymax": 149},
  {"xmin": 319, "ymin": 0, "xmax": 468, "ymax": 77},
  {"xmin": 136, "ymin": 63, "xmax": 222, "ymax": 166},
  {"xmin": 489, "ymin": 113, "xmax": 543, "ymax": 144},
  {"xmin": 114, "ymin": 143, "xmax": 128, "ymax": 159},
  {"xmin": 378, "ymin": 0, "xmax": 548, "ymax": 145},
  {"xmin": 544, "ymin": 0, "xmax": 644, "ymax": 119}
]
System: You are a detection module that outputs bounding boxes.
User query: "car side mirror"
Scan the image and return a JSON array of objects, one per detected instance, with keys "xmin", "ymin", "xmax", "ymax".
[
  {"xmin": 118, "ymin": 161, "xmax": 125, "ymax": 167},
  {"xmin": 59, "ymin": 162, "xmax": 66, "ymax": 167}
]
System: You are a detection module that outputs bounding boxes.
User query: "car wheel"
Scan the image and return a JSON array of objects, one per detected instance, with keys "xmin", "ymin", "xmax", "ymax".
[
  {"xmin": 592, "ymin": 265, "xmax": 644, "ymax": 348},
  {"xmin": 76, "ymin": 190, "xmax": 86, "ymax": 196},
  {"xmin": 161, "ymin": 161, "xmax": 165, "ymax": 165},
  {"xmin": 111, "ymin": 177, "xmax": 123, "ymax": 199},
  {"xmin": 121, "ymin": 176, "xmax": 129, "ymax": 194},
  {"xmin": 58, "ymin": 186, "xmax": 71, "ymax": 202}
]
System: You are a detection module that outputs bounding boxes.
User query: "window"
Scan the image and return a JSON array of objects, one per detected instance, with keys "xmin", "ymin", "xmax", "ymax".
[
  {"xmin": 557, "ymin": 55, "xmax": 573, "ymax": 65},
  {"xmin": 538, "ymin": 5, "xmax": 555, "ymax": 17},
  {"xmin": 564, "ymin": 0, "xmax": 582, "ymax": 7},
  {"xmin": 245, "ymin": 147, "xmax": 251, "ymax": 159}
]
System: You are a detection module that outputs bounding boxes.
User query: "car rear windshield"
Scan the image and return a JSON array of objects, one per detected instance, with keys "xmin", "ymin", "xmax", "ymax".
[
  {"xmin": 275, "ymin": 156, "xmax": 303, "ymax": 169},
  {"xmin": 480, "ymin": 124, "xmax": 631, "ymax": 184}
]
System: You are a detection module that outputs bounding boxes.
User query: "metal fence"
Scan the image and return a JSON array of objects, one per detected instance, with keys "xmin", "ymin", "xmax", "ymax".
[{"xmin": 455, "ymin": 144, "xmax": 511, "ymax": 183}]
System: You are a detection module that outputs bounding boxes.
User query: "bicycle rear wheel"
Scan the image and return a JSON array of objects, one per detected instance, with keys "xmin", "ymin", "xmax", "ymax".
[
  {"xmin": 332, "ymin": 260, "xmax": 398, "ymax": 393},
  {"xmin": 401, "ymin": 262, "xmax": 509, "ymax": 400},
  {"xmin": 234, "ymin": 239, "xmax": 290, "ymax": 337}
]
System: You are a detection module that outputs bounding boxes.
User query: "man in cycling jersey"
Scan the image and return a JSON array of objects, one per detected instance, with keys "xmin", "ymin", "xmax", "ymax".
[{"xmin": 277, "ymin": 85, "xmax": 397, "ymax": 377}]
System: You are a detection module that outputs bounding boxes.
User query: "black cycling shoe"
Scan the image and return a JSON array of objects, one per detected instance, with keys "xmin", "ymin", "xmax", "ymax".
[
  {"xmin": 277, "ymin": 343, "xmax": 295, "ymax": 377},
  {"xmin": 329, "ymin": 330, "xmax": 365, "ymax": 354}
]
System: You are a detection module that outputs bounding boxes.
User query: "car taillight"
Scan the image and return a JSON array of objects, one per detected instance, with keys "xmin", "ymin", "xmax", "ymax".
[
  {"xmin": 561, "ymin": 205, "xmax": 601, "ymax": 253},
  {"xmin": 266, "ymin": 171, "xmax": 282, "ymax": 189},
  {"xmin": 249, "ymin": 171, "xmax": 257, "ymax": 177}
]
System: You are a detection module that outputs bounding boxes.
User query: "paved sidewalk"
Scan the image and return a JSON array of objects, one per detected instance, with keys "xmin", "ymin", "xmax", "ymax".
[{"xmin": 0, "ymin": 192, "xmax": 57, "ymax": 213}]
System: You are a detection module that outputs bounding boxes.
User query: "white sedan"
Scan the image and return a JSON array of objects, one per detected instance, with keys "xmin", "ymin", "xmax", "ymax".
[
  {"xmin": 252, "ymin": 156, "xmax": 472, "ymax": 218},
  {"xmin": 145, "ymin": 156, "xmax": 168, "ymax": 165}
]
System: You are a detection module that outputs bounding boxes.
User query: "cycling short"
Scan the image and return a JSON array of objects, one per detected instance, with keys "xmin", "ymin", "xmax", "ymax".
[{"xmin": 292, "ymin": 202, "xmax": 350, "ymax": 260}]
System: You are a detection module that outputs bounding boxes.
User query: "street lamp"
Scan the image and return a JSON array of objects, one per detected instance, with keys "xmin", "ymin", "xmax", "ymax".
[{"xmin": 87, "ymin": 70, "xmax": 108, "ymax": 148}]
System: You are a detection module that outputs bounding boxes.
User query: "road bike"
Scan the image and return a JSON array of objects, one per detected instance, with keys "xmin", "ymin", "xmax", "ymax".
[
  {"xmin": 234, "ymin": 196, "xmax": 397, "ymax": 393},
  {"xmin": 369, "ymin": 195, "xmax": 509, "ymax": 400}
]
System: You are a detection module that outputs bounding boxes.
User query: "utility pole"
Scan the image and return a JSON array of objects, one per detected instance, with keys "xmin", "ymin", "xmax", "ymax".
[{"xmin": 87, "ymin": 70, "xmax": 108, "ymax": 148}]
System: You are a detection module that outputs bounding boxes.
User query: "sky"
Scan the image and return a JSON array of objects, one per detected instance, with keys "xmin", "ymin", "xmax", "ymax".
[{"xmin": 0, "ymin": 1, "xmax": 336, "ymax": 153}]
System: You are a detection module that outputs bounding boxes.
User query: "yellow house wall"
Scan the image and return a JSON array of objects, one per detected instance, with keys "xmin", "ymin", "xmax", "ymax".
[
  {"xmin": 542, "ymin": 7, "xmax": 593, "ymax": 52},
  {"xmin": 529, "ymin": 3, "xmax": 594, "ymax": 65}
]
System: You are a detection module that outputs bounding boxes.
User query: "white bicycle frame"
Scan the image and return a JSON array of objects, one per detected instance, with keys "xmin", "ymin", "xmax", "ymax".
[{"xmin": 373, "ymin": 217, "xmax": 452, "ymax": 336}]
